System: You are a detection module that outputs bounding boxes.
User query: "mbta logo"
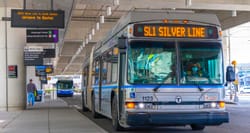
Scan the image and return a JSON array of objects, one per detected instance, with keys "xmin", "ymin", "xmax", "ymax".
[{"xmin": 175, "ymin": 96, "xmax": 182, "ymax": 104}]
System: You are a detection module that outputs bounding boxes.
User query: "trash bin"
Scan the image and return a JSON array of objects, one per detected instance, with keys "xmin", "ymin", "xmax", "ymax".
[{"xmin": 35, "ymin": 90, "xmax": 43, "ymax": 102}]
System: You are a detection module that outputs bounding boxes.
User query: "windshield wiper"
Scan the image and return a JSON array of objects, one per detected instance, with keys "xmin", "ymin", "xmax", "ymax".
[
  {"xmin": 194, "ymin": 82, "xmax": 204, "ymax": 92},
  {"xmin": 153, "ymin": 84, "xmax": 162, "ymax": 92}
]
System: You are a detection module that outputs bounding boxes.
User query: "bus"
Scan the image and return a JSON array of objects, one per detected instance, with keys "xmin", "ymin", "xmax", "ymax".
[
  {"xmin": 56, "ymin": 80, "xmax": 74, "ymax": 97},
  {"xmin": 81, "ymin": 11, "xmax": 234, "ymax": 131}
]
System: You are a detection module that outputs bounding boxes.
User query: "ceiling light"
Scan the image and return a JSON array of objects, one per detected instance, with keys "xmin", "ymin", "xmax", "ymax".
[
  {"xmin": 186, "ymin": 0, "xmax": 192, "ymax": 7},
  {"xmin": 107, "ymin": 6, "xmax": 112, "ymax": 16},
  {"xmin": 232, "ymin": 10, "xmax": 237, "ymax": 17},
  {"xmin": 82, "ymin": 42, "xmax": 85, "ymax": 47},
  {"xmin": 96, "ymin": 22, "xmax": 100, "ymax": 30},
  {"xmin": 100, "ymin": 15, "xmax": 104, "ymax": 23},
  {"xmin": 92, "ymin": 28, "xmax": 95, "ymax": 35},
  {"xmin": 89, "ymin": 33, "xmax": 92, "ymax": 40},
  {"xmin": 85, "ymin": 38, "xmax": 88, "ymax": 44},
  {"xmin": 113, "ymin": 0, "xmax": 119, "ymax": 6}
]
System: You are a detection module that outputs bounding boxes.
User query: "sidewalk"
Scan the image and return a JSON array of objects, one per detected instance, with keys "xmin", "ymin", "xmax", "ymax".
[
  {"xmin": 0, "ymin": 97, "xmax": 107, "ymax": 133},
  {"xmin": 225, "ymin": 94, "xmax": 250, "ymax": 105}
]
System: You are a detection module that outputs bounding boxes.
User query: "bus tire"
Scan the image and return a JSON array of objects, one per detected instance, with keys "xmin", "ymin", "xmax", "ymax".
[
  {"xmin": 190, "ymin": 124, "xmax": 205, "ymax": 130},
  {"xmin": 111, "ymin": 96, "xmax": 124, "ymax": 131},
  {"xmin": 91, "ymin": 94, "xmax": 99, "ymax": 118},
  {"xmin": 81, "ymin": 92, "xmax": 88, "ymax": 112}
]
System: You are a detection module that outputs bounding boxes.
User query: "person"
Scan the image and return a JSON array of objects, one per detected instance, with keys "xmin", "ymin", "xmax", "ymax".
[
  {"xmin": 186, "ymin": 62, "xmax": 202, "ymax": 77},
  {"xmin": 26, "ymin": 79, "xmax": 37, "ymax": 106}
]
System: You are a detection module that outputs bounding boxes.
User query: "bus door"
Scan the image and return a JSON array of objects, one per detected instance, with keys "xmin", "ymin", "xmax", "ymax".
[
  {"xmin": 98, "ymin": 57, "xmax": 103, "ymax": 111},
  {"xmin": 118, "ymin": 38, "xmax": 127, "ymax": 118}
]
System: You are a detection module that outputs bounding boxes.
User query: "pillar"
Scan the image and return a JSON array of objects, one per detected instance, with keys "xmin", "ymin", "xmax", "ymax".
[{"xmin": 0, "ymin": 7, "xmax": 26, "ymax": 111}]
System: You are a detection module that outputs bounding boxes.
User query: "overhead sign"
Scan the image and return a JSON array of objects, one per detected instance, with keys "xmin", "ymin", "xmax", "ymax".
[
  {"xmin": 43, "ymin": 49, "xmax": 56, "ymax": 58},
  {"xmin": 11, "ymin": 9, "xmax": 65, "ymax": 28},
  {"xmin": 133, "ymin": 24, "xmax": 218, "ymax": 39},
  {"xmin": 24, "ymin": 46, "xmax": 43, "ymax": 52},
  {"xmin": 26, "ymin": 29, "xmax": 59, "ymax": 43},
  {"xmin": 8, "ymin": 65, "xmax": 18, "ymax": 78},
  {"xmin": 24, "ymin": 46, "xmax": 44, "ymax": 66},
  {"xmin": 35, "ymin": 65, "xmax": 53, "ymax": 76}
]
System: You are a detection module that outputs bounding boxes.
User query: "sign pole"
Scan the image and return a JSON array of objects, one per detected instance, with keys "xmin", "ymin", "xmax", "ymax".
[
  {"xmin": 51, "ymin": 0, "xmax": 54, "ymax": 10},
  {"xmin": 4, "ymin": 0, "xmax": 8, "ymax": 111},
  {"xmin": 23, "ymin": 0, "xmax": 26, "ymax": 10}
]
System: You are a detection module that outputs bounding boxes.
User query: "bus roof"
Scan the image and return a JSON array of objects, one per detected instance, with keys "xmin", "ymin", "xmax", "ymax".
[
  {"xmin": 83, "ymin": 11, "xmax": 221, "ymax": 67},
  {"xmin": 101, "ymin": 11, "xmax": 220, "ymax": 45}
]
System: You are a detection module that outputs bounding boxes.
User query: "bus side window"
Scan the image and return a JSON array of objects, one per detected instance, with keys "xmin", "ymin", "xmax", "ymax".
[{"xmin": 93, "ymin": 59, "xmax": 100, "ymax": 85}]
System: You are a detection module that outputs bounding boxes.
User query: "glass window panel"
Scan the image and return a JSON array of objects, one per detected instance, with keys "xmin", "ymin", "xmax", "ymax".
[
  {"xmin": 128, "ymin": 41, "xmax": 176, "ymax": 84},
  {"xmin": 179, "ymin": 42, "xmax": 223, "ymax": 84}
]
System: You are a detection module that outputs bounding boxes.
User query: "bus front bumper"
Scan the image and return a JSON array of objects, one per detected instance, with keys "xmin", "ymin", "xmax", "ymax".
[{"xmin": 126, "ymin": 111, "xmax": 229, "ymax": 126}]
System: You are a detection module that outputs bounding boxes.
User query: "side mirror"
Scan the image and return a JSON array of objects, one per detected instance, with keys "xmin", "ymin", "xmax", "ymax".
[{"xmin": 226, "ymin": 66, "xmax": 235, "ymax": 82}]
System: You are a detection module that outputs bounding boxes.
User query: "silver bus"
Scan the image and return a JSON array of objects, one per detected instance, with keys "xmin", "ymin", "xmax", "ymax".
[{"xmin": 81, "ymin": 11, "xmax": 234, "ymax": 131}]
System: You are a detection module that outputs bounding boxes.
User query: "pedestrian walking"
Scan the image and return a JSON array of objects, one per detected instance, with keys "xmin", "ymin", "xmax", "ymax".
[{"xmin": 26, "ymin": 79, "xmax": 37, "ymax": 106}]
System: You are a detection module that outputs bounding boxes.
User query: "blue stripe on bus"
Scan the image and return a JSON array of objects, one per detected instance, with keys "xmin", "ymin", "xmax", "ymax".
[{"xmin": 92, "ymin": 85, "xmax": 224, "ymax": 89}]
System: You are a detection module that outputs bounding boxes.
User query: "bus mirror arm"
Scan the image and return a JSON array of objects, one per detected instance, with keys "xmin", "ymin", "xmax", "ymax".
[
  {"xmin": 224, "ymin": 82, "xmax": 228, "ymax": 87},
  {"xmin": 118, "ymin": 36, "xmax": 128, "ymax": 49}
]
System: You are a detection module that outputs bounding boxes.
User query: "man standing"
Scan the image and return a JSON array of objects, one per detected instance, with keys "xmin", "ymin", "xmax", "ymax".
[{"xmin": 26, "ymin": 79, "xmax": 37, "ymax": 106}]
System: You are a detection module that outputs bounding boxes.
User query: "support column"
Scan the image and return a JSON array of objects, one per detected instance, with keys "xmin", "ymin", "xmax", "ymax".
[
  {"xmin": 0, "ymin": 7, "xmax": 26, "ymax": 111},
  {"xmin": 222, "ymin": 30, "xmax": 230, "ymax": 68}
]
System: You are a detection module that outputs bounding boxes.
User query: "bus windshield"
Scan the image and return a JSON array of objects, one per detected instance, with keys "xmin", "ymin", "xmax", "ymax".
[
  {"xmin": 127, "ymin": 41, "xmax": 223, "ymax": 85},
  {"xmin": 57, "ymin": 80, "xmax": 73, "ymax": 89},
  {"xmin": 179, "ymin": 42, "xmax": 223, "ymax": 84},
  {"xmin": 128, "ymin": 41, "xmax": 176, "ymax": 84}
]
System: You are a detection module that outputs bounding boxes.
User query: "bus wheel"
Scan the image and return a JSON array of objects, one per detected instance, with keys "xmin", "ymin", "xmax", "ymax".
[
  {"xmin": 91, "ymin": 95, "xmax": 99, "ymax": 118},
  {"xmin": 111, "ymin": 96, "xmax": 124, "ymax": 131},
  {"xmin": 190, "ymin": 124, "xmax": 205, "ymax": 130},
  {"xmin": 81, "ymin": 92, "xmax": 88, "ymax": 112}
]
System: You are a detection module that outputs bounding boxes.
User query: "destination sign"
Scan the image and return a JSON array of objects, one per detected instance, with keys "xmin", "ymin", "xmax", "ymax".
[
  {"xmin": 133, "ymin": 24, "xmax": 218, "ymax": 39},
  {"xmin": 11, "ymin": 9, "xmax": 64, "ymax": 28}
]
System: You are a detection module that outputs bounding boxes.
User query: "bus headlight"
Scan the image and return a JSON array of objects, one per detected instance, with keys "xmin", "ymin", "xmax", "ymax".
[
  {"xmin": 203, "ymin": 102, "xmax": 218, "ymax": 108},
  {"xmin": 138, "ymin": 103, "xmax": 145, "ymax": 109},
  {"xmin": 211, "ymin": 102, "xmax": 217, "ymax": 108}
]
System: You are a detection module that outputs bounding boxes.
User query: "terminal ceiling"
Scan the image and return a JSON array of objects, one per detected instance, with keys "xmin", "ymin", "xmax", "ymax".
[{"xmin": 2, "ymin": 0, "xmax": 250, "ymax": 75}]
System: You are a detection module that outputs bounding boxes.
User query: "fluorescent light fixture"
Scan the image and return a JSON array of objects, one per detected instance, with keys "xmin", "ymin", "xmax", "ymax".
[
  {"xmin": 92, "ymin": 28, "xmax": 95, "ymax": 35},
  {"xmin": 107, "ymin": 6, "xmax": 112, "ymax": 16},
  {"xmin": 113, "ymin": 0, "xmax": 119, "ymax": 6},
  {"xmin": 100, "ymin": 15, "xmax": 104, "ymax": 23},
  {"xmin": 85, "ymin": 38, "xmax": 88, "ymax": 44},
  {"xmin": 88, "ymin": 33, "xmax": 92, "ymax": 40},
  {"xmin": 96, "ymin": 22, "xmax": 100, "ymax": 30},
  {"xmin": 186, "ymin": 0, "xmax": 192, "ymax": 7},
  {"xmin": 82, "ymin": 41, "xmax": 85, "ymax": 47},
  {"xmin": 232, "ymin": 10, "xmax": 237, "ymax": 17}
]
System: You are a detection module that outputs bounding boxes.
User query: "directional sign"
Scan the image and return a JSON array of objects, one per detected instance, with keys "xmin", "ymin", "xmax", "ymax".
[
  {"xmin": 43, "ymin": 49, "xmax": 56, "ymax": 58},
  {"xmin": 11, "ymin": 9, "xmax": 64, "ymax": 28},
  {"xmin": 35, "ymin": 65, "xmax": 54, "ymax": 76},
  {"xmin": 24, "ymin": 46, "xmax": 43, "ymax": 52},
  {"xmin": 24, "ymin": 46, "xmax": 44, "ymax": 66},
  {"xmin": 26, "ymin": 29, "xmax": 59, "ymax": 43}
]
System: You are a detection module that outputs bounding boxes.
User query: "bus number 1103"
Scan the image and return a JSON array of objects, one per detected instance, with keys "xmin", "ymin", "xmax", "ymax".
[{"xmin": 142, "ymin": 96, "xmax": 153, "ymax": 102}]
